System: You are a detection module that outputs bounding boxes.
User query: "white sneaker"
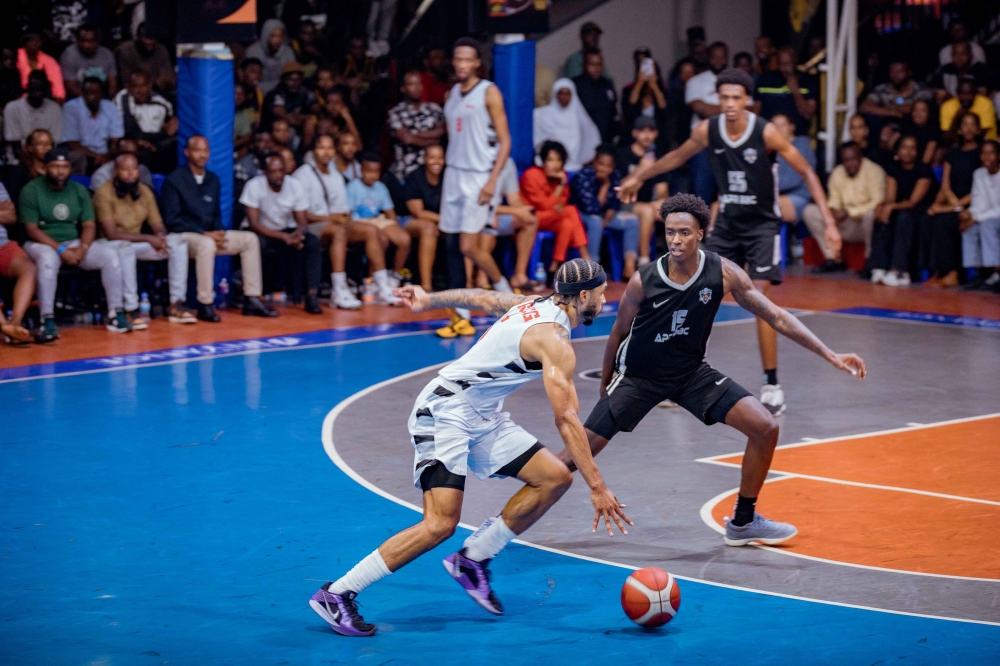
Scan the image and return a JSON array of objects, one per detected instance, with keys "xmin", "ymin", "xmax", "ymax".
[
  {"xmin": 372, "ymin": 287, "xmax": 402, "ymax": 306},
  {"xmin": 870, "ymin": 268, "xmax": 887, "ymax": 284},
  {"xmin": 883, "ymin": 270, "xmax": 910, "ymax": 287},
  {"xmin": 387, "ymin": 274, "xmax": 402, "ymax": 289},
  {"xmin": 760, "ymin": 384, "xmax": 786, "ymax": 416},
  {"xmin": 331, "ymin": 289, "xmax": 362, "ymax": 310}
]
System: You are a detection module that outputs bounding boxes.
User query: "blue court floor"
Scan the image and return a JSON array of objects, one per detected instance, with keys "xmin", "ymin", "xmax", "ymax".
[{"xmin": 2, "ymin": 306, "xmax": 999, "ymax": 665}]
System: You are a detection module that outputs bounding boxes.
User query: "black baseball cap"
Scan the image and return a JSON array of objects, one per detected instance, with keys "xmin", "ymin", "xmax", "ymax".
[
  {"xmin": 43, "ymin": 147, "xmax": 71, "ymax": 164},
  {"xmin": 633, "ymin": 116, "xmax": 658, "ymax": 131}
]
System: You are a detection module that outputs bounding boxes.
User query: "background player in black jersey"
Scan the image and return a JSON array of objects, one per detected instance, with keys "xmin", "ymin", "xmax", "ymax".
[
  {"xmin": 559, "ymin": 194, "xmax": 865, "ymax": 546},
  {"xmin": 618, "ymin": 68, "xmax": 842, "ymax": 417}
]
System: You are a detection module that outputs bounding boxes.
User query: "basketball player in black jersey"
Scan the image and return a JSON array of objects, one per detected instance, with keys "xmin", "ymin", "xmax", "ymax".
[
  {"xmin": 619, "ymin": 68, "xmax": 843, "ymax": 416},
  {"xmin": 559, "ymin": 194, "xmax": 865, "ymax": 545}
]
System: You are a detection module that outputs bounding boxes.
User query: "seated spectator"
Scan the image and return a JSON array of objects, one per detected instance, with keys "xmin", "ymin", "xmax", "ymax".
[
  {"xmin": 922, "ymin": 113, "xmax": 982, "ymax": 287},
  {"xmin": 622, "ymin": 48, "xmax": 669, "ymax": 153},
  {"xmin": 269, "ymin": 118, "xmax": 296, "ymax": 156},
  {"xmin": 278, "ymin": 147, "xmax": 298, "ymax": 174},
  {"xmin": 733, "ymin": 52, "xmax": 753, "ymax": 75},
  {"xmin": 241, "ymin": 153, "xmax": 323, "ymax": 314},
  {"xmin": 60, "ymin": 24, "xmax": 118, "ymax": 99},
  {"xmin": 573, "ymin": 50, "xmax": 618, "ymax": 144},
  {"xmin": 115, "ymin": 23, "xmax": 175, "ymax": 93},
  {"xmin": 63, "ymin": 77, "xmax": 123, "ymax": 175},
  {"xmin": 420, "ymin": 45, "xmax": 450, "ymax": 106},
  {"xmin": 235, "ymin": 130, "xmax": 273, "ymax": 200},
  {"xmin": 938, "ymin": 21, "xmax": 986, "ymax": 66},
  {"xmin": 334, "ymin": 132, "xmax": 362, "ymax": 182},
  {"xmin": 615, "ymin": 116, "xmax": 668, "ymax": 265},
  {"xmin": 89, "ymin": 139, "xmax": 153, "ymax": 192},
  {"xmin": 847, "ymin": 114, "xmax": 872, "ymax": 159},
  {"xmin": 114, "ymin": 71, "xmax": 178, "ymax": 173},
  {"xmin": 311, "ymin": 67, "xmax": 338, "ymax": 109},
  {"xmin": 756, "ymin": 46, "xmax": 818, "ymax": 137},
  {"xmin": 17, "ymin": 33, "xmax": 65, "ymax": 103},
  {"xmin": 754, "ymin": 35, "xmax": 777, "ymax": 74},
  {"xmin": 400, "ymin": 143, "xmax": 444, "ymax": 292},
  {"xmin": 291, "ymin": 20, "xmax": 325, "ymax": 80},
  {"xmin": 0, "ymin": 182, "xmax": 36, "ymax": 345},
  {"xmin": 346, "ymin": 152, "xmax": 407, "ymax": 305},
  {"xmin": 4, "ymin": 129, "xmax": 53, "ymax": 206},
  {"xmin": 929, "ymin": 41, "xmax": 990, "ymax": 102},
  {"xmin": 571, "ymin": 144, "xmax": 641, "ymax": 279},
  {"xmin": 870, "ymin": 122, "xmax": 903, "ymax": 171},
  {"xmin": 21, "ymin": 147, "xmax": 134, "ymax": 340},
  {"xmin": 562, "ymin": 22, "xmax": 606, "ymax": 80},
  {"xmin": 960, "ymin": 140, "xmax": 1000, "ymax": 291},
  {"xmin": 234, "ymin": 83, "xmax": 258, "ymax": 156},
  {"xmin": 533, "ymin": 79, "xmax": 601, "ymax": 172},
  {"xmin": 804, "ymin": 141, "xmax": 885, "ymax": 272},
  {"xmin": 940, "ymin": 78, "xmax": 996, "ymax": 141},
  {"xmin": 472, "ymin": 157, "xmax": 538, "ymax": 291},
  {"xmin": 859, "ymin": 59, "xmax": 933, "ymax": 121},
  {"xmin": 261, "ymin": 62, "xmax": 315, "ymax": 144},
  {"xmin": 519, "ymin": 140, "xmax": 591, "ymax": 272},
  {"xmin": 0, "ymin": 47, "xmax": 22, "ymax": 109},
  {"xmin": 387, "ymin": 71, "xmax": 445, "ymax": 184},
  {"xmin": 245, "ymin": 20, "xmax": 296, "ymax": 94},
  {"xmin": 161, "ymin": 135, "xmax": 277, "ymax": 321},
  {"xmin": 904, "ymin": 99, "xmax": 940, "ymax": 165},
  {"xmin": 94, "ymin": 152, "xmax": 196, "ymax": 325},
  {"xmin": 308, "ymin": 87, "xmax": 361, "ymax": 153},
  {"xmin": 3, "ymin": 71, "xmax": 63, "ymax": 154},
  {"xmin": 771, "ymin": 113, "xmax": 816, "ymax": 224},
  {"xmin": 238, "ymin": 57, "xmax": 265, "ymax": 111},
  {"xmin": 870, "ymin": 135, "xmax": 936, "ymax": 286}
]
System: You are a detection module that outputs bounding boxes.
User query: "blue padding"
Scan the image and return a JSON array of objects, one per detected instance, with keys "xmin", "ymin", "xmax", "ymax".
[
  {"xmin": 493, "ymin": 41, "xmax": 536, "ymax": 172},
  {"xmin": 151, "ymin": 173, "xmax": 166, "ymax": 196},
  {"xmin": 69, "ymin": 175, "xmax": 91, "ymax": 188}
]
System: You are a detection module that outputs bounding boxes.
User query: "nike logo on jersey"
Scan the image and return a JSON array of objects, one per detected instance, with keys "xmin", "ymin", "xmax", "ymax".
[
  {"xmin": 755, "ymin": 266, "xmax": 773, "ymax": 272},
  {"xmin": 653, "ymin": 299, "xmax": 670, "ymax": 308},
  {"xmin": 715, "ymin": 377, "xmax": 728, "ymax": 385},
  {"xmin": 714, "ymin": 148, "xmax": 726, "ymax": 153}
]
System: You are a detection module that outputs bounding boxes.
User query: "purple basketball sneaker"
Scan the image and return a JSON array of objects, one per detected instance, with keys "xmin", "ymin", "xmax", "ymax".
[
  {"xmin": 309, "ymin": 586, "xmax": 377, "ymax": 636},
  {"xmin": 442, "ymin": 549, "xmax": 504, "ymax": 615}
]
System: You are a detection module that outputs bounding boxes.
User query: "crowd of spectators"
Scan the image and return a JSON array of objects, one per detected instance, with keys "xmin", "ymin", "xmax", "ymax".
[{"xmin": 1, "ymin": 8, "xmax": 999, "ymax": 345}]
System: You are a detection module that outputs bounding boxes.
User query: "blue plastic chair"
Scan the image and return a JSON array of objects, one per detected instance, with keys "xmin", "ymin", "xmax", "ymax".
[
  {"xmin": 151, "ymin": 173, "xmax": 166, "ymax": 196},
  {"xmin": 69, "ymin": 175, "xmax": 91, "ymax": 189}
]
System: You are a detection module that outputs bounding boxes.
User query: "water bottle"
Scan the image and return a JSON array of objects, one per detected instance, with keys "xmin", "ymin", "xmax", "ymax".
[
  {"xmin": 533, "ymin": 262, "xmax": 547, "ymax": 284},
  {"xmin": 139, "ymin": 293, "xmax": 151, "ymax": 316},
  {"xmin": 217, "ymin": 278, "xmax": 229, "ymax": 308},
  {"xmin": 362, "ymin": 277, "xmax": 374, "ymax": 305}
]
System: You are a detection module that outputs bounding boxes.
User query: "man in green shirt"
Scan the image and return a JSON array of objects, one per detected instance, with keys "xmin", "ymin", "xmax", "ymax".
[{"xmin": 21, "ymin": 147, "xmax": 135, "ymax": 340}]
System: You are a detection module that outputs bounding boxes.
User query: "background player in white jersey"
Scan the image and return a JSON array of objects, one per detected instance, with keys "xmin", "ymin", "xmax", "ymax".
[
  {"xmin": 310, "ymin": 259, "xmax": 631, "ymax": 637},
  {"xmin": 438, "ymin": 38, "xmax": 514, "ymax": 336},
  {"xmin": 619, "ymin": 68, "xmax": 843, "ymax": 416}
]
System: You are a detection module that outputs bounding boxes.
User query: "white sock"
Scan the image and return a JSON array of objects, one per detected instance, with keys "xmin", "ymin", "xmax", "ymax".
[
  {"xmin": 463, "ymin": 516, "xmax": 517, "ymax": 562},
  {"xmin": 455, "ymin": 308, "xmax": 471, "ymax": 321},
  {"xmin": 332, "ymin": 272, "xmax": 348, "ymax": 291},
  {"xmin": 328, "ymin": 549, "xmax": 391, "ymax": 595},
  {"xmin": 373, "ymin": 269, "xmax": 390, "ymax": 290},
  {"xmin": 492, "ymin": 277, "xmax": 512, "ymax": 293}
]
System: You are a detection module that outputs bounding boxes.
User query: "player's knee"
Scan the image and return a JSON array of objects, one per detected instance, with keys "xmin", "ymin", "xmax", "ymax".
[
  {"xmin": 424, "ymin": 515, "xmax": 458, "ymax": 544},
  {"xmin": 754, "ymin": 413, "xmax": 780, "ymax": 445}
]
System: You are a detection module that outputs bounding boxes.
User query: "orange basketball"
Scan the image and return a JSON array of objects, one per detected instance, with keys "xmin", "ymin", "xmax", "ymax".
[{"xmin": 620, "ymin": 567, "xmax": 681, "ymax": 627}]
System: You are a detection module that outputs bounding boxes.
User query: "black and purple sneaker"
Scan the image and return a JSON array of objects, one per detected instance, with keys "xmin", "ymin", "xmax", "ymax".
[
  {"xmin": 442, "ymin": 549, "xmax": 504, "ymax": 615},
  {"xmin": 309, "ymin": 585, "xmax": 377, "ymax": 637}
]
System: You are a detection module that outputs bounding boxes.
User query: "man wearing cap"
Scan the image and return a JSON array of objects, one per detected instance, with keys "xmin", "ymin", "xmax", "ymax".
[
  {"xmin": 615, "ymin": 116, "xmax": 668, "ymax": 267},
  {"xmin": 562, "ymin": 22, "xmax": 609, "ymax": 81},
  {"xmin": 261, "ymin": 61, "xmax": 315, "ymax": 145},
  {"xmin": 21, "ymin": 147, "xmax": 136, "ymax": 340}
]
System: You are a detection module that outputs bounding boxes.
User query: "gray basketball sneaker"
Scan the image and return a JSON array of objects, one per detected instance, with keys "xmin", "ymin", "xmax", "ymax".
[{"xmin": 724, "ymin": 513, "xmax": 797, "ymax": 546}]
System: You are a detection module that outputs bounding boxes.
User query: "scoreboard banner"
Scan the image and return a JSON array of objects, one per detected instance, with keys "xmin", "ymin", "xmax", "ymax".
[{"xmin": 485, "ymin": 0, "xmax": 549, "ymax": 34}]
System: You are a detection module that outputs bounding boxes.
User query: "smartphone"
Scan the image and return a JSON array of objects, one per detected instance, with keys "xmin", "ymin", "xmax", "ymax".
[{"xmin": 641, "ymin": 57, "xmax": 655, "ymax": 77}]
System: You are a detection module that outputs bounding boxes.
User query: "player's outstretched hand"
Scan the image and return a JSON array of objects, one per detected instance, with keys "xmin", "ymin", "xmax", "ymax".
[
  {"xmin": 616, "ymin": 176, "xmax": 641, "ymax": 204},
  {"xmin": 830, "ymin": 352, "xmax": 867, "ymax": 380},
  {"xmin": 591, "ymin": 485, "xmax": 633, "ymax": 537},
  {"xmin": 393, "ymin": 285, "xmax": 431, "ymax": 312}
]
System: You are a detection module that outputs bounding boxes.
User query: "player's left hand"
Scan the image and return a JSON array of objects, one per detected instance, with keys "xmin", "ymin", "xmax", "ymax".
[
  {"xmin": 824, "ymin": 223, "xmax": 843, "ymax": 261},
  {"xmin": 393, "ymin": 284, "xmax": 431, "ymax": 312},
  {"xmin": 478, "ymin": 180, "xmax": 496, "ymax": 205},
  {"xmin": 830, "ymin": 353, "xmax": 866, "ymax": 380}
]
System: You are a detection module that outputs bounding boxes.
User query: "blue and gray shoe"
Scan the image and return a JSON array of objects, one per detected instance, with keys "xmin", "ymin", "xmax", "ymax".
[{"xmin": 724, "ymin": 513, "xmax": 797, "ymax": 546}]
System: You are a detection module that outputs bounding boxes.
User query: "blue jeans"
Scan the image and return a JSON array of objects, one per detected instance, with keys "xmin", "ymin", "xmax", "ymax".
[{"xmin": 582, "ymin": 212, "xmax": 640, "ymax": 259}]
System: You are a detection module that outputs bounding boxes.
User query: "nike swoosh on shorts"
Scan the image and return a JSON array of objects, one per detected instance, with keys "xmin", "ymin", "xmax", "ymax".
[
  {"xmin": 716, "ymin": 377, "xmax": 728, "ymax": 385},
  {"xmin": 714, "ymin": 148, "xmax": 726, "ymax": 153},
  {"xmin": 755, "ymin": 266, "xmax": 772, "ymax": 272}
]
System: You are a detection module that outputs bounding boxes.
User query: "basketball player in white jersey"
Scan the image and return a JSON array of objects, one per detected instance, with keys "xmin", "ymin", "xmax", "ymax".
[
  {"xmin": 309, "ymin": 259, "xmax": 631, "ymax": 636},
  {"xmin": 438, "ymin": 37, "xmax": 514, "ymax": 337}
]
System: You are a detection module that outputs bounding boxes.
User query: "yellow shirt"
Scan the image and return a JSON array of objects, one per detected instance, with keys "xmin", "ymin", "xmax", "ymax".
[
  {"xmin": 939, "ymin": 95, "xmax": 997, "ymax": 139},
  {"xmin": 827, "ymin": 158, "xmax": 886, "ymax": 219},
  {"xmin": 93, "ymin": 181, "xmax": 162, "ymax": 235}
]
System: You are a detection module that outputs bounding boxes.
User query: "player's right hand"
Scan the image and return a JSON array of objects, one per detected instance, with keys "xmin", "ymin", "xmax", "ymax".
[
  {"xmin": 393, "ymin": 284, "xmax": 430, "ymax": 312},
  {"xmin": 616, "ymin": 177, "xmax": 641, "ymax": 204},
  {"xmin": 830, "ymin": 352, "xmax": 867, "ymax": 380},
  {"xmin": 591, "ymin": 485, "xmax": 632, "ymax": 537}
]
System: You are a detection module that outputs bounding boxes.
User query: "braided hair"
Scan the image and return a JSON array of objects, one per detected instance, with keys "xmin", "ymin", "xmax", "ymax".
[{"xmin": 542, "ymin": 258, "xmax": 605, "ymax": 307}]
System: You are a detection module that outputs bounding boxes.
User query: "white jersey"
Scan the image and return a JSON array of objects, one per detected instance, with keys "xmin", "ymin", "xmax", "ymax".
[
  {"xmin": 444, "ymin": 79, "xmax": 498, "ymax": 172},
  {"xmin": 438, "ymin": 298, "xmax": 570, "ymax": 415}
]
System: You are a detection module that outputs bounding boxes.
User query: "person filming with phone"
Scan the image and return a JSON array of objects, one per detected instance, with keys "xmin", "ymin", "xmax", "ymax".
[{"xmin": 621, "ymin": 48, "xmax": 668, "ymax": 154}]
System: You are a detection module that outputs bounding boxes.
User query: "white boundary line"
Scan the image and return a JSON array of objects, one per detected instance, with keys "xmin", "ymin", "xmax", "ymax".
[{"xmin": 321, "ymin": 363, "xmax": 1000, "ymax": 627}]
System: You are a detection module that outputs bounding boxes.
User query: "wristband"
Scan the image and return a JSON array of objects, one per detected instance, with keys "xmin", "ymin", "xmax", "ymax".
[
  {"xmin": 953, "ymin": 205, "xmax": 965, "ymax": 213},
  {"xmin": 57, "ymin": 243, "xmax": 68, "ymax": 255}
]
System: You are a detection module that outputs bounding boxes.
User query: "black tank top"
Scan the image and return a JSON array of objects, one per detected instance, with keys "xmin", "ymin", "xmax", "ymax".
[
  {"xmin": 707, "ymin": 112, "xmax": 780, "ymax": 230},
  {"xmin": 617, "ymin": 250, "xmax": 724, "ymax": 380}
]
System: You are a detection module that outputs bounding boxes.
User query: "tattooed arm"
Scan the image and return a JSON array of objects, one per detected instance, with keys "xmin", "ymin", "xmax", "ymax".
[
  {"xmin": 393, "ymin": 285, "xmax": 529, "ymax": 318},
  {"xmin": 721, "ymin": 258, "xmax": 867, "ymax": 379}
]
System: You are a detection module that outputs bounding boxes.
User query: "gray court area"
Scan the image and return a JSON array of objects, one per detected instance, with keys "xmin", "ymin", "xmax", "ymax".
[{"xmin": 332, "ymin": 313, "xmax": 1000, "ymax": 623}]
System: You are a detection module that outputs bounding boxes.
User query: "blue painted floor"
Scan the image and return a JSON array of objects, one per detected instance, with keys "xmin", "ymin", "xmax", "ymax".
[{"xmin": 2, "ymin": 306, "xmax": 998, "ymax": 665}]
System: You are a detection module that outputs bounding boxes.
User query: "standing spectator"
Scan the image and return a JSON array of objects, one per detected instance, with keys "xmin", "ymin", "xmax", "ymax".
[
  {"xmin": 685, "ymin": 41, "xmax": 728, "ymax": 203},
  {"xmin": 621, "ymin": 48, "xmax": 669, "ymax": 152},
  {"xmin": 114, "ymin": 71, "xmax": 178, "ymax": 173},
  {"xmin": 755, "ymin": 46, "xmax": 818, "ymax": 137},
  {"xmin": 346, "ymin": 152, "xmax": 407, "ymax": 305},
  {"xmin": 929, "ymin": 41, "xmax": 990, "ymax": 101},
  {"xmin": 940, "ymin": 78, "xmax": 996, "ymax": 141},
  {"xmin": 3, "ymin": 129, "xmax": 53, "ymax": 205},
  {"xmin": 114, "ymin": 23, "xmax": 175, "ymax": 93},
  {"xmin": 387, "ymin": 71, "xmax": 445, "ymax": 182},
  {"xmin": 93, "ymin": 152, "xmax": 196, "ymax": 325},
  {"xmin": 2, "ymin": 72, "xmax": 63, "ymax": 153},
  {"xmin": 904, "ymin": 99, "xmax": 940, "ymax": 165},
  {"xmin": 0, "ymin": 182, "xmax": 36, "ymax": 345},
  {"xmin": 420, "ymin": 45, "xmax": 450, "ymax": 106},
  {"xmin": 245, "ymin": 20, "xmax": 296, "ymax": 95},
  {"xmin": 573, "ymin": 50, "xmax": 618, "ymax": 144},
  {"xmin": 615, "ymin": 116, "xmax": 668, "ymax": 266},
  {"xmin": 260, "ymin": 61, "xmax": 315, "ymax": 143},
  {"xmin": 562, "ymin": 22, "xmax": 608, "ymax": 81},
  {"xmin": 280, "ymin": 0, "xmax": 330, "ymax": 41},
  {"xmin": 754, "ymin": 35, "xmax": 776, "ymax": 74},
  {"xmin": 160, "ymin": 136, "xmax": 277, "ymax": 321},
  {"xmin": 733, "ymin": 52, "xmax": 754, "ymax": 75},
  {"xmin": 241, "ymin": 153, "xmax": 323, "ymax": 314},
  {"xmin": 63, "ymin": 77, "xmax": 124, "ymax": 174},
  {"xmin": 771, "ymin": 113, "xmax": 816, "ymax": 224},
  {"xmin": 571, "ymin": 144, "xmax": 641, "ymax": 279},
  {"xmin": 804, "ymin": 142, "xmax": 884, "ymax": 272},
  {"xmin": 922, "ymin": 113, "xmax": 982, "ymax": 287},
  {"xmin": 871, "ymin": 135, "xmax": 935, "ymax": 286},
  {"xmin": 90, "ymin": 139, "xmax": 153, "ymax": 192},
  {"xmin": 533, "ymin": 79, "xmax": 601, "ymax": 172},
  {"xmin": 22, "ymin": 147, "xmax": 134, "ymax": 340},
  {"xmin": 334, "ymin": 131, "xmax": 362, "ymax": 181},
  {"xmin": 17, "ymin": 33, "xmax": 65, "ymax": 103},
  {"xmin": 938, "ymin": 21, "xmax": 987, "ymax": 66},
  {"xmin": 960, "ymin": 140, "xmax": 1000, "ymax": 290},
  {"xmin": 60, "ymin": 24, "xmax": 118, "ymax": 99},
  {"xmin": 402, "ymin": 144, "xmax": 444, "ymax": 292},
  {"xmin": 859, "ymin": 59, "xmax": 933, "ymax": 120},
  {"xmin": 519, "ymin": 140, "xmax": 591, "ymax": 272}
]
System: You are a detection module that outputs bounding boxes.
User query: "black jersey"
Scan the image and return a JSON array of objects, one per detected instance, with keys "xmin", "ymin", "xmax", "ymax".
[
  {"xmin": 707, "ymin": 112, "xmax": 780, "ymax": 230},
  {"xmin": 615, "ymin": 250, "xmax": 724, "ymax": 381}
]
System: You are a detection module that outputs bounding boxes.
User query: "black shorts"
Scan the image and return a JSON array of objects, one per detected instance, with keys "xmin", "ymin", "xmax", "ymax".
[
  {"xmin": 705, "ymin": 220, "xmax": 783, "ymax": 285},
  {"xmin": 584, "ymin": 364, "xmax": 753, "ymax": 440}
]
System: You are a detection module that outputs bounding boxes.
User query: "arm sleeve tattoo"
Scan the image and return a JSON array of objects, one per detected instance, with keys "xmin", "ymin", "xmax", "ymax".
[{"xmin": 426, "ymin": 289, "xmax": 529, "ymax": 318}]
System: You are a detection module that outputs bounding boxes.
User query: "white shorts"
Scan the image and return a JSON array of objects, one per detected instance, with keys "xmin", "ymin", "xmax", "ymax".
[
  {"xmin": 408, "ymin": 378, "xmax": 537, "ymax": 488},
  {"xmin": 440, "ymin": 167, "xmax": 492, "ymax": 234}
]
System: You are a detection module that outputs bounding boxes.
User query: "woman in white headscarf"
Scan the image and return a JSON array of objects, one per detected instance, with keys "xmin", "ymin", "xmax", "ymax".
[{"xmin": 533, "ymin": 78, "xmax": 602, "ymax": 172}]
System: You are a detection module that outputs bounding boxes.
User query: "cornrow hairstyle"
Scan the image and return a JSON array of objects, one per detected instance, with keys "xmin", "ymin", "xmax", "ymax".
[
  {"xmin": 659, "ymin": 193, "xmax": 712, "ymax": 230},
  {"xmin": 543, "ymin": 258, "xmax": 606, "ymax": 306}
]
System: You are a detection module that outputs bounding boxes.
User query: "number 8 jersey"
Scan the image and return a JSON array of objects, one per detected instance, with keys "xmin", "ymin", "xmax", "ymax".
[
  {"xmin": 707, "ymin": 112, "xmax": 780, "ymax": 231},
  {"xmin": 437, "ymin": 298, "xmax": 571, "ymax": 415}
]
